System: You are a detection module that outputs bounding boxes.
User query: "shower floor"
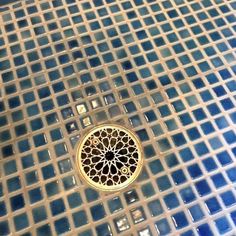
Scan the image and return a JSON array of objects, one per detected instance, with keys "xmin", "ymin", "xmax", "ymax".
[{"xmin": 0, "ymin": 0, "xmax": 236, "ymax": 235}]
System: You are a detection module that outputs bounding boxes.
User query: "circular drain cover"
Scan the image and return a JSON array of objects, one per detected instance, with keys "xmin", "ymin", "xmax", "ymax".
[{"xmin": 76, "ymin": 124, "xmax": 143, "ymax": 192}]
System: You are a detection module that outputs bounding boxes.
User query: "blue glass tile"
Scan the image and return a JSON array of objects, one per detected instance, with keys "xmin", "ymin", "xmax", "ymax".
[
  {"xmin": 10, "ymin": 194, "xmax": 25, "ymax": 211},
  {"xmin": 227, "ymin": 167, "xmax": 236, "ymax": 183},
  {"xmin": 139, "ymin": 97, "xmax": 150, "ymax": 108},
  {"xmin": 28, "ymin": 188, "xmax": 43, "ymax": 204},
  {"xmin": 132, "ymin": 84, "xmax": 144, "ymax": 95},
  {"xmin": 0, "ymin": 116, "xmax": 7, "ymax": 127},
  {"xmin": 141, "ymin": 182, "xmax": 155, "ymax": 198},
  {"xmin": 53, "ymin": 82, "xmax": 65, "ymax": 93},
  {"xmin": 158, "ymin": 105, "xmax": 172, "ymax": 117},
  {"xmin": 108, "ymin": 197, "xmax": 123, "ymax": 213},
  {"xmin": 171, "ymin": 169, "xmax": 187, "ymax": 185},
  {"xmin": 226, "ymin": 81, "xmax": 236, "ymax": 92},
  {"xmin": 172, "ymin": 133, "xmax": 187, "ymax": 146},
  {"xmin": 172, "ymin": 212, "xmax": 189, "ymax": 229},
  {"xmin": 221, "ymin": 98, "xmax": 234, "ymax": 111},
  {"xmin": 0, "ymin": 129, "xmax": 11, "ymax": 142},
  {"xmin": 220, "ymin": 191, "xmax": 236, "ymax": 207},
  {"xmin": 151, "ymin": 124, "xmax": 163, "ymax": 136},
  {"xmin": 7, "ymin": 176, "xmax": 21, "ymax": 192},
  {"xmin": 37, "ymin": 149, "xmax": 50, "ymax": 163},
  {"xmin": 54, "ymin": 217, "xmax": 71, "ymax": 235},
  {"xmin": 124, "ymin": 101, "xmax": 137, "ymax": 113},
  {"xmin": 143, "ymin": 144, "xmax": 156, "ymax": 159},
  {"xmin": 42, "ymin": 165, "xmax": 55, "ymax": 180},
  {"xmin": 50, "ymin": 128, "xmax": 63, "ymax": 141},
  {"xmin": 27, "ymin": 104, "xmax": 40, "ymax": 117},
  {"xmin": 223, "ymin": 130, "xmax": 236, "ymax": 144},
  {"xmin": 192, "ymin": 108, "xmax": 207, "ymax": 121},
  {"xmin": 8, "ymin": 97, "xmax": 20, "ymax": 108},
  {"xmin": 179, "ymin": 147, "xmax": 194, "ymax": 162},
  {"xmin": 96, "ymin": 223, "xmax": 112, "ymax": 236},
  {"xmin": 32, "ymin": 206, "xmax": 47, "ymax": 223},
  {"xmin": 164, "ymin": 193, "xmax": 179, "ymax": 209},
  {"xmin": 202, "ymin": 157, "xmax": 217, "ymax": 172},
  {"xmin": 186, "ymin": 127, "xmax": 201, "ymax": 141},
  {"xmin": 211, "ymin": 173, "xmax": 227, "ymax": 188},
  {"xmin": 200, "ymin": 90, "xmax": 213, "ymax": 102},
  {"xmin": 0, "ymin": 221, "xmax": 9, "ymax": 236},
  {"xmin": 195, "ymin": 180, "xmax": 211, "ymax": 196},
  {"xmin": 157, "ymin": 138, "xmax": 171, "ymax": 152},
  {"xmin": 148, "ymin": 199, "xmax": 163, "ymax": 216},
  {"xmin": 15, "ymin": 124, "xmax": 27, "ymax": 136},
  {"xmin": 54, "ymin": 143, "xmax": 68, "ymax": 157},
  {"xmin": 50, "ymin": 198, "xmax": 65, "ymax": 216},
  {"xmin": 197, "ymin": 224, "xmax": 214, "ymax": 236},
  {"xmin": 188, "ymin": 204, "xmax": 204, "ymax": 222},
  {"xmin": 216, "ymin": 151, "xmax": 232, "ymax": 166},
  {"xmin": 45, "ymin": 181, "xmax": 59, "ymax": 197},
  {"xmin": 165, "ymin": 153, "xmax": 179, "ymax": 168},
  {"xmin": 30, "ymin": 118, "xmax": 43, "ymax": 131},
  {"xmin": 178, "ymin": 113, "xmax": 193, "ymax": 126},
  {"xmin": 84, "ymin": 188, "xmax": 99, "ymax": 203},
  {"xmin": 136, "ymin": 129, "xmax": 149, "ymax": 141},
  {"xmin": 215, "ymin": 116, "xmax": 229, "ymax": 129},
  {"xmin": 155, "ymin": 218, "xmax": 171, "ymax": 235},
  {"xmin": 41, "ymin": 99, "xmax": 54, "ymax": 112},
  {"xmin": 5, "ymin": 84, "xmax": 16, "ymax": 94},
  {"xmin": 138, "ymin": 167, "xmax": 149, "ymax": 182},
  {"xmin": 33, "ymin": 133, "xmax": 47, "ymax": 147},
  {"xmin": 14, "ymin": 213, "xmax": 29, "ymax": 231},
  {"xmin": 156, "ymin": 175, "xmax": 172, "ymax": 191},
  {"xmin": 58, "ymin": 159, "xmax": 71, "ymax": 174},
  {"xmin": 62, "ymin": 175, "xmax": 77, "ymax": 190},
  {"xmin": 90, "ymin": 204, "xmax": 106, "ymax": 221},
  {"xmin": 201, "ymin": 122, "xmax": 215, "ymax": 134},
  {"xmin": 144, "ymin": 110, "xmax": 157, "ymax": 123},
  {"xmin": 194, "ymin": 142, "xmax": 209, "ymax": 156},
  {"xmin": 46, "ymin": 113, "xmax": 59, "ymax": 125},
  {"xmin": 215, "ymin": 216, "xmax": 232, "ymax": 234},
  {"xmin": 38, "ymin": 87, "xmax": 51, "ymax": 99},
  {"xmin": 73, "ymin": 210, "xmax": 88, "ymax": 228},
  {"xmin": 57, "ymin": 94, "xmax": 70, "ymax": 106},
  {"xmin": 180, "ymin": 187, "xmax": 196, "ymax": 203},
  {"xmin": 23, "ymin": 92, "xmax": 35, "ymax": 103},
  {"xmin": 187, "ymin": 164, "xmax": 202, "ymax": 179},
  {"xmin": 124, "ymin": 190, "xmax": 139, "ymax": 205},
  {"xmin": 172, "ymin": 100, "xmax": 185, "ymax": 113},
  {"xmin": 67, "ymin": 192, "xmax": 82, "ymax": 209},
  {"xmin": 148, "ymin": 159, "xmax": 163, "ymax": 175},
  {"xmin": 205, "ymin": 197, "xmax": 222, "ymax": 214},
  {"xmin": 230, "ymin": 210, "xmax": 236, "ymax": 226},
  {"xmin": 0, "ymin": 201, "xmax": 7, "ymax": 217},
  {"xmin": 4, "ymin": 160, "xmax": 17, "ymax": 175}
]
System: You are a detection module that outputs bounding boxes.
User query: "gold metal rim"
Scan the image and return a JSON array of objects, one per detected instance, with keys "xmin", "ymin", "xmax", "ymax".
[{"xmin": 75, "ymin": 124, "xmax": 143, "ymax": 192}]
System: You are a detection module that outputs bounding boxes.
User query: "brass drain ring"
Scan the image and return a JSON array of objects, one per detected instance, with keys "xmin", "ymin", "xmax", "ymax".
[{"xmin": 76, "ymin": 124, "xmax": 143, "ymax": 192}]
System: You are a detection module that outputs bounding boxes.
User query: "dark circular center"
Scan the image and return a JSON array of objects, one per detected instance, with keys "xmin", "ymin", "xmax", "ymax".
[{"xmin": 105, "ymin": 151, "xmax": 115, "ymax": 161}]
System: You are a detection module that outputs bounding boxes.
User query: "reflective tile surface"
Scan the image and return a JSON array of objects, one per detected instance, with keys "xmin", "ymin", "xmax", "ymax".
[{"xmin": 0, "ymin": 0, "xmax": 236, "ymax": 235}]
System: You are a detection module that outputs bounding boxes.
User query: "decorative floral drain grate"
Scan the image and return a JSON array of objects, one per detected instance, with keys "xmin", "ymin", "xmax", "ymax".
[{"xmin": 76, "ymin": 124, "xmax": 143, "ymax": 192}]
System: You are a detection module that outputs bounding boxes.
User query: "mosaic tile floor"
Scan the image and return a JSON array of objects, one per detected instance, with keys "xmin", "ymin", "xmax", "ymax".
[{"xmin": 0, "ymin": 0, "xmax": 236, "ymax": 235}]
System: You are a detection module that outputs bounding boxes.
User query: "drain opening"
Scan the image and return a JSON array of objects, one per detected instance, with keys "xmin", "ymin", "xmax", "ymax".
[{"xmin": 76, "ymin": 124, "xmax": 143, "ymax": 192}]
